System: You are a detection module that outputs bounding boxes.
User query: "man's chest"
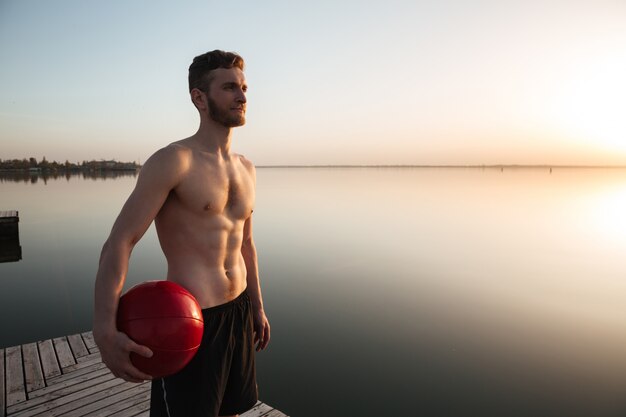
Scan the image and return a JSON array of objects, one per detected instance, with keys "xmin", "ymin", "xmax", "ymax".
[{"xmin": 174, "ymin": 162, "xmax": 255, "ymax": 220}]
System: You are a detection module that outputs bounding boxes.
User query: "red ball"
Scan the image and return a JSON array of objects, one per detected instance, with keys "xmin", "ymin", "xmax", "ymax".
[{"xmin": 116, "ymin": 280, "xmax": 204, "ymax": 378}]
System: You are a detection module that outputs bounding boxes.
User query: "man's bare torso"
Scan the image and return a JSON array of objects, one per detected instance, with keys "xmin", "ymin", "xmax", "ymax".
[{"xmin": 155, "ymin": 141, "xmax": 255, "ymax": 308}]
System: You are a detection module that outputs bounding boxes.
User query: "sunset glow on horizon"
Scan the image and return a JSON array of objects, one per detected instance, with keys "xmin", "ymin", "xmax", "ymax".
[{"xmin": 1, "ymin": 0, "xmax": 625, "ymax": 166}]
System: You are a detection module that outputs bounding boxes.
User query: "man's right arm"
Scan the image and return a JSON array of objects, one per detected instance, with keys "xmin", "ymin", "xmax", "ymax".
[{"xmin": 93, "ymin": 145, "xmax": 187, "ymax": 382}]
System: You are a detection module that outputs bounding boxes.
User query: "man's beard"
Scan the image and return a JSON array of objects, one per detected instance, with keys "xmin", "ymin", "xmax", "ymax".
[{"xmin": 208, "ymin": 97, "xmax": 245, "ymax": 127}]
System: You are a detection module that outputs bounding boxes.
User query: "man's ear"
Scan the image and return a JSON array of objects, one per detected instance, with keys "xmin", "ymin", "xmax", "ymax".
[{"xmin": 190, "ymin": 88, "xmax": 207, "ymax": 111}]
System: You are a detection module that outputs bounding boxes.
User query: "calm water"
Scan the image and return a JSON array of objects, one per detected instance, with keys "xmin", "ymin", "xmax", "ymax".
[{"xmin": 1, "ymin": 167, "xmax": 626, "ymax": 416}]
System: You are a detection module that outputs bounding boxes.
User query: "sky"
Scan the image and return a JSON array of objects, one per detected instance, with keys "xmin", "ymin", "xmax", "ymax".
[{"xmin": 1, "ymin": 0, "xmax": 625, "ymax": 166}]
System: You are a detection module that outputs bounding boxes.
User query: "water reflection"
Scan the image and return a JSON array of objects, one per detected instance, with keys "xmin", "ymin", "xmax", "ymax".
[
  {"xmin": 253, "ymin": 167, "xmax": 626, "ymax": 416},
  {"xmin": 1, "ymin": 167, "xmax": 626, "ymax": 416},
  {"xmin": 0, "ymin": 169, "xmax": 139, "ymax": 184},
  {"xmin": 585, "ymin": 182, "xmax": 626, "ymax": 246}
]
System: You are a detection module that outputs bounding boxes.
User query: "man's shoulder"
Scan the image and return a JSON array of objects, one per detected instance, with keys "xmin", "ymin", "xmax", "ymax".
[
  {"xmin": 150, "ymin": 142, "xmax": 192, "ymax": 162},
  {"xmin": 235, "ymin": 153, "xmax": 256, "ymax": 172},
  {"xmin": 140, "ymin": 142, "xmax": 192, "ymax": 178},
  {"xmin": 163, "ymin": 140, "xmax": 195, "ymax": 158}
]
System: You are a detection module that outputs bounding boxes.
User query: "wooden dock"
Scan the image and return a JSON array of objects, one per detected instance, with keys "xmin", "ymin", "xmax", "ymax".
[
  {"xmin": 0, "ymin": 211, "xmax": 18, "ymax": 220},
  {"xmin": 0, "ymin": 210, "xmax": 21, "ymax": 263},
  {"xmin": 1, "ymin": 331, "xmax": 287, "ymax": 416},
  {"xmin": 0, "ymin": 211, "xmax": 19, "ymax": 231}
]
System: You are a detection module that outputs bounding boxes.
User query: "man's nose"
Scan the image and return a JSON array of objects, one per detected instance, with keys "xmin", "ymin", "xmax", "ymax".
[{"xmin": 236, "ymin": 89, "xmax": 247, "ymax": 103}]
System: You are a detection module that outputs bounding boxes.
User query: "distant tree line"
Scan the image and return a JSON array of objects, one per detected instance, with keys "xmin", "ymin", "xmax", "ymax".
[{"xmin": 0, "ymin": 157, "xmax": 141, "ymax": 173}]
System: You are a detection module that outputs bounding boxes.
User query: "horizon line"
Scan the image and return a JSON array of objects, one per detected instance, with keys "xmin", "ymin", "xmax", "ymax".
[{"xmin": 255, "ymin": 164, "xmax": 626, "ymax": 168}]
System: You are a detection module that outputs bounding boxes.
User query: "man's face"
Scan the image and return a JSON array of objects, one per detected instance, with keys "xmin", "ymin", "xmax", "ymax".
[{"xmin": 205, "ymin": 67, "xmax": 247, "ymax": 127}]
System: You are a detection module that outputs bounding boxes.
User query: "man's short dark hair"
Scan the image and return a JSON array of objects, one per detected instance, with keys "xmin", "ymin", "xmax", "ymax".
[{"xmin": 188, "ymin": 50, "xmax": 245, "ymax": 93}]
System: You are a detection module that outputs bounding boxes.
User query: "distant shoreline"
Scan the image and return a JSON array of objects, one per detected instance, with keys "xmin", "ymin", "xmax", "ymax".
[
  {"xmin": 0, "ymin": 158, "xmax": 141, "ymax": 174},
  {"xmin": 0, "ymin": 167, "xmax": 140, "ymax": 172},
  {"xmin": 3, "ymin": 160, "xmax": 625, "ymax": 170}
]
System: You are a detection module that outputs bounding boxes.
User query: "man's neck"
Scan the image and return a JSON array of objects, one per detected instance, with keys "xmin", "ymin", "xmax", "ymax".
[{"xmin": 193, "ymin": 119, "xmax": 234, "ymax": 157}]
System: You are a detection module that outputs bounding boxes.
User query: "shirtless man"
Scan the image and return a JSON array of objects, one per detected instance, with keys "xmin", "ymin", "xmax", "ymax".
[{"xmin": 93, "ymin": 50, "xmax": 270, "ymax": 417}]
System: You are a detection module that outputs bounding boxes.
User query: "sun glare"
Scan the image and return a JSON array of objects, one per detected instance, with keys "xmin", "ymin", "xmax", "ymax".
[
  {"xmin": 550, "ymin": 52, "xmax": 626, "ymax": 156},
  {"xmin": 587, "ymin": 183, "xmax": 626, "ymax": 246}
]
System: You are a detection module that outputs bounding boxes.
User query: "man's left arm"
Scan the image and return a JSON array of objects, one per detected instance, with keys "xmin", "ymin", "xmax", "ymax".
[{"xmin": 242, "ymin": 213, "xmax": 270, "ymax": 351}]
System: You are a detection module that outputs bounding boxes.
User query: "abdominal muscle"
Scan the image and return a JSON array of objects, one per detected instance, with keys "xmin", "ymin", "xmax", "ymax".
[
  {"xmin": 166, "ymin": 255, "xmax": 248, "ymax": 309},
  {"xmin": 155, "ymin": 208, "xmax": 249, "ymax": 309}
]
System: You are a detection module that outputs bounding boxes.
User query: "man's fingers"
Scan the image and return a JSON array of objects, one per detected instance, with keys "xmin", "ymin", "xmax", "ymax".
[
  {"xmin": 99, "ymin": 332, "xmax": 153, "ymax": 382},
  {"xmin": 120, "ymin": 340, "xmax": 153, "ymax": 381},
  {"xmin": 127, "ymin": 348, "xmax": 153, "ymax": 381},
  {"xmin": 128, "ymin": 341, "xmax": 153, "ymax": 359},
  {"xmin": 116, "ymin": 331, "xmax": 151, "ymax": 358},
  {"xmin": 110, "ymin": 363, "xmax": 151, "ymax": 383},
  {"xmin": 256, "ymin": 324, "xmax": 270, "ymax": 351},
  {"xmin": 263, "ymin": 326, "xmax": 270, "ymax": 349},
  {"xmin": 121, "ymin": 361, "xmax": 153, "ymax": 382},
  {"xmin": 262, "ymin": 325, "xmax": 270, "ymax": 349},
  {"xmin": 129, "ymin": 368, "xmax": 153, "ymax": 382},
  {"xmin": 119, "ymin": 372, "xmax": 142, "ymax": 383},
  {"xmin": 254, "ymin": 326, "xmax": 262, "ymax": 351}
]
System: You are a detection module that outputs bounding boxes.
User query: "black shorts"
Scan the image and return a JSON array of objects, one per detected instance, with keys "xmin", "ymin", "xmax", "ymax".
[{"xmin": 150, "ymin": 290, "xmax": 258, "ymax": 417}]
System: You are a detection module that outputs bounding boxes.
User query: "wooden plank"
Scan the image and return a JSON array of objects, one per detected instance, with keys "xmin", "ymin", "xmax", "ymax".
[
  {"xmin": 14, "ymin": 377, "xmax": 134, "ymax": 416},
  {"xmin": 1, "ymin": 348, "xmax": 5, "ymax": 417},
  {"xmin": 52, "ymin": 337, "xmax": 76, "ymax": 370},
  {"xmin": 2, "ymin": 332, "xmax": 287, "ymax": 417},
  {"xmin": 56, "ymin": 352, "xmax": 102, "ymax": 373},
  {"xmin": 64, "ymin": 382, "xmax": 150, "ymax": 416},
  {"xmin": 22, "ymin": 343, "xmax": 45, "ymax": 392},
  {"xmin": 42, "ymin": 357, "xmax": 105, "ymax": 385},
  {"xmin": 0, "ymin": 210, "xmax": 18, "ymax": 219},
  {"xmin": 98, "ymin": 401, "xmax": 282, "ymax": 417},
  {"xmin": 242, "ymin": 402, "xmax": 275, "ymax": 417},
  {"xmin": 37, "ymin": 339, "xmax": 61, "ymax": 380},
  {"xmin": 77, "ymin": 352, "xmax": 98, "ymax": 363},
  {"xmin": 82, "ymin": 331, "xmax": 97, "ymax": 351},
  {"xmin": 263, "ymin": 409, "xmax": 289, "ymax": 417},
  {"xmin": 104, "ymin": 398, "xmax": 151, "ymax": 417},
  {"xmin": 5, "ymin": 346, "xmax": 26, "ymax": 407},
  {"xmin": 45, "ymin": 354, "xmax": 104, "ymax": 387},
  {"xmin": 67, "ymin": 334, "xmax": 89, "ymax": 360},
  {"xmin": 6, "ymin": 373, "xmax": 120, "ymax": 415},
  {"xmin": 28, "ymin": 365, "xmax": 112, "ymax": 400}
]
